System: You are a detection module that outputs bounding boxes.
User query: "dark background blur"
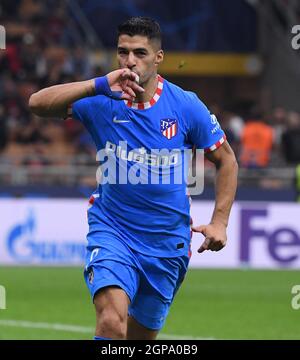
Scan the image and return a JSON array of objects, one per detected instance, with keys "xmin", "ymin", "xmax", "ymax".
[{"xmin": 1, "ymin": 0, "xmax": 300, "ymax": 201}]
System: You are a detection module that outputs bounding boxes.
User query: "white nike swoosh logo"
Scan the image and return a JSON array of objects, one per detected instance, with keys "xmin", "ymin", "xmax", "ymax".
[{"xmin": 113, "ymin": 116, "xmax": 131, "ymax": 123}]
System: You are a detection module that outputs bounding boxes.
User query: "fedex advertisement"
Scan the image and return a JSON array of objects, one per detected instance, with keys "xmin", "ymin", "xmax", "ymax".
[
  {"xmin": 190, "ymin": 201, "xmax": 300, "ymax": 268},
  {"xmin": 0, "ymin": 199, "xmax": 299, "ymax": 268}
]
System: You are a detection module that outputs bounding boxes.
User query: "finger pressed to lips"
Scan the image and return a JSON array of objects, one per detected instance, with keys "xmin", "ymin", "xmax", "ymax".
[
  {"xmin": 134, "ymin": 73, "xmax": 140, "ymax": 84},
  {"xmin": 121, "ymin": 69, "xmax": 139, "ymax": 82}
]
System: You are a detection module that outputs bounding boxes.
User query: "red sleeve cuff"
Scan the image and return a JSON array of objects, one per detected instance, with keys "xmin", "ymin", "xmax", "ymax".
[{"xmin": 204, "ymin": 135, "xmax": 226, "ymax": 153}]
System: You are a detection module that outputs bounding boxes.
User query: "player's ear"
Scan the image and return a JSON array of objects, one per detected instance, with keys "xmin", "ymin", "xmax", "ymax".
[{"xmin": 155, "ymin": 50, "xmax": 164, "ymax": 66}]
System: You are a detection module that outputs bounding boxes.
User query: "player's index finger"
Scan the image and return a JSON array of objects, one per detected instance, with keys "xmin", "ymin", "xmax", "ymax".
[
  {"xmin": 129, "ymin": 72, "xmax": 139, "ymax": 84},
  {"xmin": 121, "ymin": 68, "xmax": 133, "ymax": 79}
]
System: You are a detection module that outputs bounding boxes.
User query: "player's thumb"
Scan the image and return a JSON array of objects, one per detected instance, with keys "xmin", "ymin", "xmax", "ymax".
[
  {"xmin": 191, "ymin": 225, "xmax": 206, "ymax": 236},
  {"xmin": 198, "ymin": 238, "xmax": 211, "ymax": 253}
]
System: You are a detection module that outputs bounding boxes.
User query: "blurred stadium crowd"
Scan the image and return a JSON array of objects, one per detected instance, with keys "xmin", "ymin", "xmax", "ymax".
[
  {"xmin": 1, "ymin": 0, "xmax": 300, "ymax": 188},
  {"xmin": 0, "ymin": 0, "xmax": 99, "ymax": 172}
]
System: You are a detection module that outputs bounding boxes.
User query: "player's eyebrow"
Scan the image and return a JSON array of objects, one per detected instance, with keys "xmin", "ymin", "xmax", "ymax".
[
  {"xmin": 117, "ymin": 46, "xmax": 148, "ymax": 53},
  {"xmin": 133, "ymin": 48, "xmax": 148, "ymax": 53}
]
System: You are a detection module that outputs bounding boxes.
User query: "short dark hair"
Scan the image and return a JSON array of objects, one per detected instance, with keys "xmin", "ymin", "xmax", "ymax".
[{"xmin": 117, "ymin": 17, "xmax": 162, "ymax": 48}]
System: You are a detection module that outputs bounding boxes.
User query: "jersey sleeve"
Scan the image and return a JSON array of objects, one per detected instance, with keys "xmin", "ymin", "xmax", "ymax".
[
  {"xmin": 185, "ymin": 92, "xmax": 226, "ymax": 152},
  {"xmin": 65, "ymin": 96, "xmax": 110, "ymax": 150},
  {"xmin": 69, "ymin": 97, "xmax": 93, "ymax": 127}
]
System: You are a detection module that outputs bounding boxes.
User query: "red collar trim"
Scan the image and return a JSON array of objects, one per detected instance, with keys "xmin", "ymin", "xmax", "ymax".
[{"xmin": 124, "ymin": 75, "xmax": 163, "ymax": 110}]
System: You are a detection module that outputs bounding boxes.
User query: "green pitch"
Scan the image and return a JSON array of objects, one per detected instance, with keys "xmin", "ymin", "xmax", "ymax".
[{"xmin": 0, "ymin": 267, "xmax": 299, "ymax": 339}]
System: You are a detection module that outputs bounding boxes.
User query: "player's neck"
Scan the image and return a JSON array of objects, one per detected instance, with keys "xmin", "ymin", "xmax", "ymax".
[{"xmin": 134, "ymin": 74, "xmax": 158, "ymax": 103}]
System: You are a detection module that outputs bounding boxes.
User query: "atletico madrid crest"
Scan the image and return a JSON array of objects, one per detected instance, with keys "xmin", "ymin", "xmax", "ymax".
[{"xmin": 160, "ymin": 119, "xmax": 178, "ymax": 139}]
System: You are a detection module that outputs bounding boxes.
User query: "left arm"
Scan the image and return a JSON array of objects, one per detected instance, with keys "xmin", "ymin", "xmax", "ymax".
[{"xmin": 192, "ymin": 141, "xmax": 238, "ymax": 253}]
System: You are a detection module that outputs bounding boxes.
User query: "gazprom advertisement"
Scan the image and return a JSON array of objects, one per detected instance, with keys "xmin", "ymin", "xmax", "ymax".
[
  {"xmin": 0, "ymin": 199, "xmax": 299, "ymax": 268},
  {"xmin": 0, "ymin": 199, "xmax": 88, "ymax": 265}
]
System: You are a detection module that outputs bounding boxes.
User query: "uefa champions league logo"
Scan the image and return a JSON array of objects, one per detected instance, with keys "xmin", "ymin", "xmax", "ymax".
[
  {"xmin": 0, "ymin": 285, "xmax": 6, "ymax": 310},
  {"xmin": 0, "ymin": 25, "xmax": 6, "ymax": 49}
]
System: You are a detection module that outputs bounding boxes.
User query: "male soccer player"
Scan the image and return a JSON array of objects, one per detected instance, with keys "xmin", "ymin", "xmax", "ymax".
[{"xmin": 29, "ymin": 17, "xmax": 238, "ymax": 340}]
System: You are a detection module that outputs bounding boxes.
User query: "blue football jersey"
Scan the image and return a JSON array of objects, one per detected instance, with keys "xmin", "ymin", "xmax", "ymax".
[{"xmin": 71, "ymin": 75, "xmax": 225, "ymax": 257}]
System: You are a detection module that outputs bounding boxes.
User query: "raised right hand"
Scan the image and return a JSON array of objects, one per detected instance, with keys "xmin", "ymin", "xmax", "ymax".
[{"xmin": 106, "ymin": 69, "xmax": 144, "ymax": 100}]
